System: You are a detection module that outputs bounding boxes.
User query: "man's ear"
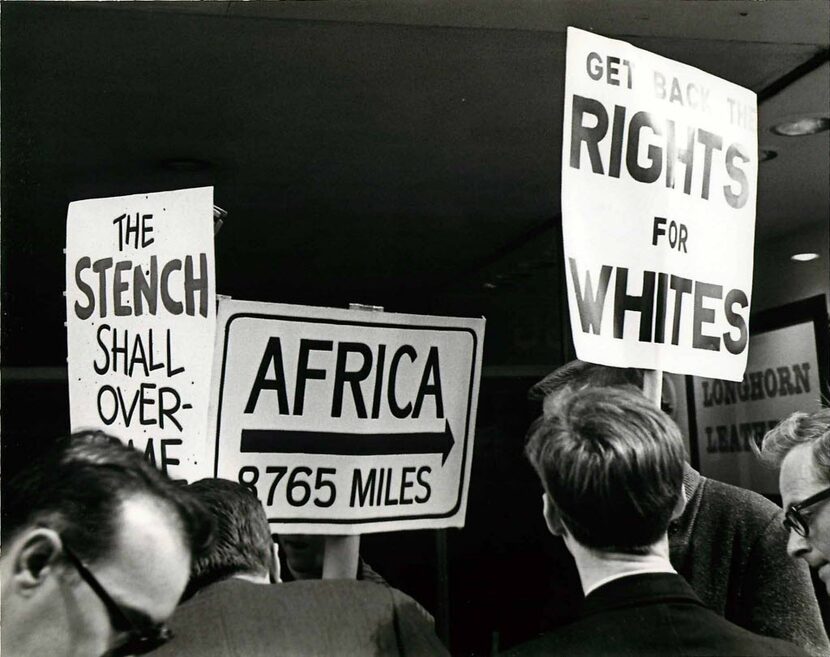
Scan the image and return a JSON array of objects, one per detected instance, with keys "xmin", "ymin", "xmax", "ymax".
[
  {"xmin": 671, "ymin": 484, "xmax": 688, "ymax": 521},
  {"xmin": 542, "ymin": 493, "xmax": 566, "ymax": 536},
  {"xmin": 10, "ymin": 528, "xmax": 63, "ymax": 596}
]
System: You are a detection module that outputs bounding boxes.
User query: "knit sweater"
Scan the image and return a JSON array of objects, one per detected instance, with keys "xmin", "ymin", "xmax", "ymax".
[{"xmin": 670, "ymin": 465, "xmax": 830, "ymax": 657}]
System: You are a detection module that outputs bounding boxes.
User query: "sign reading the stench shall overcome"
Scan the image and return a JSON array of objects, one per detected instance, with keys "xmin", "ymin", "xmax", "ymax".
[
  {"xmin": 209, "ymin": 299, "xmax": 485, "ymax": 534},
  {"xmin": 562, "ymin": 27, "xmax": 757, "ymax": 381},
  {"xmin": 66, "ymin": 187, "xmax": 216, "ymax": 481}
]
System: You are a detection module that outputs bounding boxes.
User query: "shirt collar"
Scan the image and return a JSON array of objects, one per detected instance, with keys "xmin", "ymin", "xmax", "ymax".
[
  {"xmin": 583, "ymin": 561, "xmax": 676, "ymax": 597},
  {"xmin": 583, "ymin": 572, "xmax": 703, "ymax": 617}
]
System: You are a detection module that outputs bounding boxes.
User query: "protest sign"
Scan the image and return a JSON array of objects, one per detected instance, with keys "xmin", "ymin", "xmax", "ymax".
[
  {"xmin": 66, "ymin": 187, "xmax": 216, "ymax": 481},
  {"xmin": 562, "ymin": 27, "xmax": 757, "ymax": 381},
  {"xmin": 209, "ymin": 299, "xmax": 485, "ymax": 534}
]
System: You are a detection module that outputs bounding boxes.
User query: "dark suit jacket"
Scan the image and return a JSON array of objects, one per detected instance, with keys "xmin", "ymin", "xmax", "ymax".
[
  {"xmin": 507, "ymin": 573, "xmax": 811, "ymax": 657},
  {"xmin": 539, "ymin": 466, "xmax": 829, "ymax": 656},
  {"xmin": 149, "ymin": 578, "xmax": 448, "ymax": 657}
]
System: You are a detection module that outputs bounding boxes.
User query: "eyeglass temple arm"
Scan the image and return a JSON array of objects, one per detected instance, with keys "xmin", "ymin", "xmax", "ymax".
[{"xmin": 61, "ymin": 542, "xmax": 140, "ymax": 633}]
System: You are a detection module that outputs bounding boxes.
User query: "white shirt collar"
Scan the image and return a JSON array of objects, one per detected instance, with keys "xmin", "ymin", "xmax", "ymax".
[{"xmin": 583, "ymin": 563, "xmax": 676, "ymax": 597}]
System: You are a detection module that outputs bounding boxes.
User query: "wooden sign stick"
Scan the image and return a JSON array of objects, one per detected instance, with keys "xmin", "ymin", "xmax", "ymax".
[
  {"xmin": 320, "ymin": 302, "xmax": 386, "ymax": 580},
  {"xmin": 643, "ymin": 369, "xmax": 663, "ymax": 409}
]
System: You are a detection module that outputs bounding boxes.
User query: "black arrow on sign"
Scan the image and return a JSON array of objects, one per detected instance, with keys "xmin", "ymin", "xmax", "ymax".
[{"xmin": 240, "ymin": 420, "xmax": 455, "ymax": 465}]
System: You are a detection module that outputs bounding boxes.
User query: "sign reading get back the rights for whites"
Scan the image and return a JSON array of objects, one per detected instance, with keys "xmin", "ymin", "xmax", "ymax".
[
  {"xmin": 209, "ymin": 299, "xmax": 485, "ymax": 534},
  {"xmin": 562, "ymin": 27, "xmax": 757, "ymax": 381},
  {"xmin": 66, "ymin": 187, "xmax": 216, "ymax": 481}
]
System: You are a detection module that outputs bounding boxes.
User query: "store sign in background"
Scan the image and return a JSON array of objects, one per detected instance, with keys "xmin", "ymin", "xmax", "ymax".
[
  {"xmin": 66, "ymin": 187, "xmax": 216, "ymax": 482},
  {"xmin": 691, "ymin": 317, "xmax": 824, "ymax": 495},
  {"xmin": 562, "ymin": 27, "xmax": 758, "ymax": 381},
  {"xmin": 209, "ymin": 299, "xmax": 485, "ymax": 534}
]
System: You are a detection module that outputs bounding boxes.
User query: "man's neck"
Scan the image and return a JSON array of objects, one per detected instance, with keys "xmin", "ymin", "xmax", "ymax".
[{"xmin": 566, "ymin": 534, "xmax": 676, "ymax": 596}]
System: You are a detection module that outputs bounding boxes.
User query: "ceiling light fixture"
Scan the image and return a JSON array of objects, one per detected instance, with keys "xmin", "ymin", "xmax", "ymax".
[
  {"xmin": 771, "ymin": 116, "xmax": 829, "ymax": 137},
  {"xmin": 790, "ymin": 252, "xmax": 820, "ymax": 262}
]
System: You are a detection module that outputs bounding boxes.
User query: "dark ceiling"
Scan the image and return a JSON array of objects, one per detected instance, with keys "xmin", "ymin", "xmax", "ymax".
[{"xmin": 2, "ymin": 1, "xmax": 828, "ymax": 369}]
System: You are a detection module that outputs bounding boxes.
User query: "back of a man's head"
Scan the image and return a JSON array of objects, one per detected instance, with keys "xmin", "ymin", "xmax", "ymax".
[
  {"xmin": 2, "ymin": 431, "xmax": 211, "ymax": 564},
  {"xmin": 529, "ymin": 360, "xmax": 643, "ymax": 401},
  {"xmin": 525, "ymin": 386, "xmax": 685, "ymax": 553},
  {"xmin": 185, "ymin": 478, "xmax": 276, "ymax": 596},
  {"xmin": 529, "ymin": 360, "xmax": 681, "ymax": 420}
]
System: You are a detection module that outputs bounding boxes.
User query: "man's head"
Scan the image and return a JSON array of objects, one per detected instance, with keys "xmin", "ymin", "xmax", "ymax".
[
  {"xmin": 185, "ymin": 478, "xmax": 277, "ymax": 596},
  {"xmin": 525, "ymin": 386, "xmax": 686, "ymax": 555},
  {"xmin": 1, "ymin": 431, "xmax": 212, "ymax": 657},
  {"xmin": 529, "ymin": 359, "xmax": 678, "ymax": 420},
  {"xmin": 759, "ymin": 408, "xmax": 830, "ymax": 593}
]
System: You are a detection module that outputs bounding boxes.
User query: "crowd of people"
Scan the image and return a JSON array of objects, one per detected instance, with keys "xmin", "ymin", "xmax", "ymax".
[{"xmin": 2, "ymin": 360, "xmax": 829, "ymax": 656}]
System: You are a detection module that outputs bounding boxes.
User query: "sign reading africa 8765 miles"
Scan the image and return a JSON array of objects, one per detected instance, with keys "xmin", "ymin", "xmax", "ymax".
[
  {"xmin": 562, "ymin": 27, "xmax": 757, "ymax": 381},
  {"xmin": 209, "ymin": 299, "xmax": 485, "ymax": 534}
]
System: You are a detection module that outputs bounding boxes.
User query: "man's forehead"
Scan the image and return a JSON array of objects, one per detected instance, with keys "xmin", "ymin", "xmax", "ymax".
[
  {"xmin": 97, "ymin": 494, "xmax": 191, "ymax": 622},
  {"xmin": 115, "ymin": 493, "xmax": 190, "ymax": 562},
  {"xmin": 780, "ymin": 443, "xmax": 824, "ymax": 505}
]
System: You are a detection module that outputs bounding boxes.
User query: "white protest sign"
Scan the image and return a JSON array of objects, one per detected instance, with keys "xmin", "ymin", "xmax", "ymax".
[
  {"xmin": 66, "ymin": 187, "xmax": 216, "ymax": 481},
  {"xmin": 209, "ymin": 299, "xmax": 485, "ymax": 534},
  {"xmin": 562, "ymin": 27, "xmax": 757, "ymax": 381}
]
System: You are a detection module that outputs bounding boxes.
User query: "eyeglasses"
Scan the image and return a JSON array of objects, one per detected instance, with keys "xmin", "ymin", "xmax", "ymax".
[
  {"xmin": 61, "ymin": 541, "xmax": 174, "ymax": 656},
  {"xmin": 784, "ymin": 486, "xmax": 830, "ymax": 538}
]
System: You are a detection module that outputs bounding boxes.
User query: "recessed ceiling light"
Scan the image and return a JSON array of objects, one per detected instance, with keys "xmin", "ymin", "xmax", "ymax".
[
  {"xmin": 771, "ymin": 116, "xmax": 829, "ymax": 137},
  {"xmin": 791, "ymin": 252, "xmax": 820, "ymax": 262},
  {"xmin": 759, "ymin": 149, "xmax": 777, "ymax": 162}
]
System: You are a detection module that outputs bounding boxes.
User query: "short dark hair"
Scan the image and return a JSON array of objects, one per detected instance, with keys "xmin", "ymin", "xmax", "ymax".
[
  {"xmin": 1, "ymin": 431, "xmax": 212, "ymax": 565},
  {"xmin": 525, "ymin": 386, "xmax": 684, "ymax": 553},
  {"xmin": 185, "ymin": 478, "xmax": 275, "ymax": 595},
  {"xmin": 759, "ymin": 408, "xmax": 830, "ymax": 482},
  {"xmin": 528, "ymin": 360, "xmax": 644, "ymax": 402}
]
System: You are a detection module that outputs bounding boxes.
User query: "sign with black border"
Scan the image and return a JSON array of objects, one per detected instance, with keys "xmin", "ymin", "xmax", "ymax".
[{"xmin": 208, "ymin": 299, "xmax": 485, "ymax": 534}]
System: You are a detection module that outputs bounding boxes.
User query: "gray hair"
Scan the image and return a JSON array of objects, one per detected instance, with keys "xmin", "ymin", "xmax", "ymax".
[{"xmin": 759, "ymin": 408, "xmax": 830, "ymax": 482}]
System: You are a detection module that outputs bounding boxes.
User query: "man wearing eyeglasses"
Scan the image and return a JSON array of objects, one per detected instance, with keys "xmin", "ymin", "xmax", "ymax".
[
  {"xmin": 0, "ymin": 432, "xmax": 212, "ymax": 657},
  {"xmin": 760, "ymin": 408, "xmax": 830, "ymax": 596}
]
